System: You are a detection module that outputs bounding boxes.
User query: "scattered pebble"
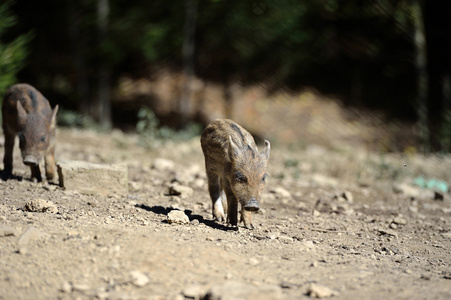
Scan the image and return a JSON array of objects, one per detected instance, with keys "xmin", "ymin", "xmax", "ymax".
[
  {"xmin": 167, "ymin": 210, "xmax": 190, "ymax": 225},
  {"xmin": 130, "ymin": 271, "xmax": 150, "ymax": 287},
  {"xmin": 277, "ymin": 235, "xmax": 294, "ymax": 243},
  {"xmin": 151, "ymin": 158, "xmax": 175, "ymax": 171},
  {"xmin": 306, "ymin": 283, "xmax": 339, "ymax": 298},
  {"xmin": 302, "ymin": 240, "xmax": 315, "ymax": 249},
  {"xmin": 270, "ymin": 187, "xmax": 292, "ymax": 199},
  {"xmin": 342, "ymin": 191, "xmax": 353, "ymax": 203},
  {"xmin": 183, "ymin": 284, "xmax": 208, "ymax": 299},
  {"xmin": 60, "ymin": 281, "xmax": 72, "ymax": 293},
  {"xmin": 72, "ymin": 283, "xmax": 90, "ymax": 292},
  {"xmin": 24, "ymin": 199, "xmax": 58, "ymax": 214},
  {"xmin": 393, "ymin": 216, "xmax": 407, "ymax": 225},
  {"xmin": 168, "ymin": 183, "xmax": 194, "ymax": 198}
]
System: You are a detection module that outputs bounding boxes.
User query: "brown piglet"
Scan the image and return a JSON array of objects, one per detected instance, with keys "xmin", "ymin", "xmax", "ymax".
[
  {"xmin": 1, "ymin": 84, "xmax": 58, "ymax": 182},
  {"xmin": 201, "ymin": 119, "xmax": 270, "ymax": 229}
]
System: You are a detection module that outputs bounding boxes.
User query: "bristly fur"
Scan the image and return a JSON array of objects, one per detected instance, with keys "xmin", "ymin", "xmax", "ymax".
[
  {"xmin": 1, "ymin": 83, "xmax": 58, "ymax": 182},
  {"xmin": 201, "ymin": 119, "xmax": 270, "ymax": 229}
]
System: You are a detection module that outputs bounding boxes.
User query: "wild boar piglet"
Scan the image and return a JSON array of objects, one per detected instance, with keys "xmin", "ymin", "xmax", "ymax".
[
  {"xmin": 1, "ymin": 83, "xmax": 58, "ymax": 182},
  {"xmin": 201, "ymin": 119, "xmax": 270, "ymax": 229}
]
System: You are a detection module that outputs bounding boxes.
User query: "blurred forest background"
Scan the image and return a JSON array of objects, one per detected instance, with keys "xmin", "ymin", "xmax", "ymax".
[{"xmin": 1, "ymin": 0, "xmax": 450, "ymax": 153}]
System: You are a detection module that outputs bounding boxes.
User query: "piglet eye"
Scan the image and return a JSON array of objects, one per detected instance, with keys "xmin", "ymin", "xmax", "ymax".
[
  {"xmin": 261, "ymin": 174, "xmax": 269, "ymax": 183},
  {"xmin": 40, "ymin": 135, "xmax": 46, "ymax": 143},
  {"xmin": 235, "ymin": 171, "xmax": 247, "ymax": 183},
  {"xmin": 18, "ymin": 132, "xmax": 24, "ymax": 142}
]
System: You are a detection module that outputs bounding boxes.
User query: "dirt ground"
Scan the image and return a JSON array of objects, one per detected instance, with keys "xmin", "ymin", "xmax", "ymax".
[{"xmin": 1, "ymin": 128, "xmax": 450, "ymax": 300}]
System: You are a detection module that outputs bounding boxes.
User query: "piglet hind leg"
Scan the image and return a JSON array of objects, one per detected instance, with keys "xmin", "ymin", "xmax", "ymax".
[
  {"xmin": 207, "ymin": 172, "xmax": 226, "ymax": 222},
  {"xmin": 225, "ymin": 185, "xmax": 239, "ymax": 228}
]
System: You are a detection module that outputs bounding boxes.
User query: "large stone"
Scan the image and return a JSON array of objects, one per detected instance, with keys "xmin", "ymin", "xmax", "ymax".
[{"xmin": 57, "ymin": 160, "xmax": 128, "ymax": 196}]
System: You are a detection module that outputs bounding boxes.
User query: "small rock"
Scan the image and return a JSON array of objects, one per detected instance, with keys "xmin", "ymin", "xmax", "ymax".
[
  {"xmin": 249, "ymin": 257, "xmax": 259, "ymax": 265},
  {"xmin": 420, "ymin": 274, "xmax": 431, "ymax": 280},
  {"xmin": 333, "ymin": 204, "xmax": 354, "ymax": 215},
  {"xmin": 342, "ymin": 191, "xmax": 353, "ymax": 203},
  {"xmin": 390, "ymin": 223, "xmax": 397, "ymax": 229},
  {"xmin": 306, "ymin": 283, "xmax": 339, "ymax": 298},
  {"xmin": 270, "ymin": 187, "xmax": 292, "ymax": 199},
  {"xmin": 393, "ymin": 216, "xmax": 407, "ymax": 225},
  {"xmin": 302, "ymin": 240, "xmax": 315, "ymax": 249},
  {"xmin": 24, "ymin": 199, "xmax": 58, "ymax": 214},
  {"xmin": 277, "ymin": 235, "xmax": 294, "ymax": 243},
  {"xmin": 17, "ymin": 247, "xmax": 28, "ymax": 255},
  {"xmin": 43, "ymin": 184, "xmax": 58, "ymax": 192},
  {"xmin": 0, "ymin": 225, "xmax": 16, "ymax": 237},
  {"xmin": 151, "ymin": 158, "xmax": 175, "ymax": 171},
  {"xmin": 72, "ymin": 283, "xmax": 90, "ymax": 292},
  {"xmin": 409, "ymin": 206, "xmax": 418, "ymax": 213},
  {"xmin": 183, "ymin": 284, "xmax": 208, "ymax": 299},
  {"xmin": 60, "ymin": 281, "xmax": 72, "ymax": 293},
  {"xmin": 167, "ymin": 210, "xmax": 190, "ymax": 225},
  {"xmin": 377, "ymin": 229, "xmax": 398, "ymax": 238},
  {"xmin": 168, "ymin": 183, "xmax": 194, "ymax": 198},
  {"xmin": 130, "ymin": 271, "xmax": 150, "ymax": 287},
  {"xmin": 129, "ymin": 181, "xmax": 141, "ymax": 192},
  {"xmin": 313, "ymin": 210, "xmax": 321, "ymax": 217},
  {"xmin": 190, "ymin": 219, "xmax": 200, "ymax": 226}
]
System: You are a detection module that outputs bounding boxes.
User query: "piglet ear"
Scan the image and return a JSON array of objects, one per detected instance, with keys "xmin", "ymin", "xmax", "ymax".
[
  {"xmin": 17, "ymin": 101, "xmax": 28, "ymax": 127},
  {"xmin": 261, "ymin": 140, "xmax": 270, "ymax": 160},
  {"xmin": 50, "ymin": 105, "xmax": 59, "ymax": 129},
  {"xmin": 228, "ymin": 135, "xmax": 242, "ymax": 161}
]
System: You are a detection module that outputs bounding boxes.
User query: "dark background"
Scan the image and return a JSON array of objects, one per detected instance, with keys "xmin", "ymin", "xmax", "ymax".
[{"xmin": 1, "ymin": 0, "xmax": 450, "ymax": 151}]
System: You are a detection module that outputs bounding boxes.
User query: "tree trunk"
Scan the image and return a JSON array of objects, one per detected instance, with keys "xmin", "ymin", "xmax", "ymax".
[
  {"xmin": 96, "ymin": 0, "xmax": 111, "ymax": 128},
  {"xmin": 179, "ymin": 0, "xmax": 197, "ymax": 128},
  {"xmin": 412, "ymin": 1, "xmax": 429, "ymax": 152},
  {"xmin": 68, "ymin": 2, "xmax": 89, "ymax": 116}
]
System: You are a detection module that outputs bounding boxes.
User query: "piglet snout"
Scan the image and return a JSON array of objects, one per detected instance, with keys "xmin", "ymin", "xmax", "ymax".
[
  {"xmin": 23, "ymin": 155, "xmax": 38, "ymax": 166},
  {"xmin": 244, "ymin": 198, "xmax": 259, "ymax": 212}
]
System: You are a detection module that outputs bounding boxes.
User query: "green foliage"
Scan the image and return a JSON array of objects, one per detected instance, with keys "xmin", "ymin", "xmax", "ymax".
[
  {"xmin": 57, "ymin": 109, "xmax": 97, "ymax": 129},
  {"xmin": 136, "ymin": 107, "xmax": 202, "ymax": 149},
  {"xmin": 413, "ymin": 176, "xmax": 448, "ymax": 193},
  {"xmin": 0, "ymin": 1, "xmax": 30, "ymax": 97}
]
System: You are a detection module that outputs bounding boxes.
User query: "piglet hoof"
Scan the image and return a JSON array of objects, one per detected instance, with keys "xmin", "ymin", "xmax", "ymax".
[
  {"xmin": 0, "ymin": 169, "xmax": 12, "ymax": 181},
  {"xmin": 227, "ymin": 224, "xmax": 239, "ymax": 231},
  {"xmin": 244, "ymin": 223, "xmax": 255, "ymax": 230}
]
